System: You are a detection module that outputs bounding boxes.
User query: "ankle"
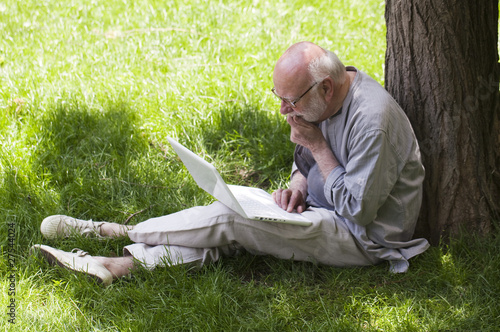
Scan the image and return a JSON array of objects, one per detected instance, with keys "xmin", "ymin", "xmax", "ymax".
[
  {"xmin": 99, "ymin": 223, "xmax": 133, "ymax": 238},
  {"xmin": 94, "ymin": 256, "xmax": 135, "ymax": 279}
]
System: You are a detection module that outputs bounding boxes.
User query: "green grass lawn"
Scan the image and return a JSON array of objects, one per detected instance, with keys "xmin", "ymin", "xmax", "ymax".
[{"xmin": 1, "ymin": 0, "xmax": 499, "ymax": 330}]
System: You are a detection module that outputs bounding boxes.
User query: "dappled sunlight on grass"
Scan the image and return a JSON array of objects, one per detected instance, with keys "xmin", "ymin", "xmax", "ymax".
[
  {"xmin": 2, "ymin": 239, "xmax": 500, "ymax": 330},
  {"xmin": 1, "ymin": 270, "xmax": 96, "ymax": 330}
]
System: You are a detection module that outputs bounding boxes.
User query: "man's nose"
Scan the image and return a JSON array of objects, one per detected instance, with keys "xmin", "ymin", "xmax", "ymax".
[{"xmin": 280, "ymin": 101, "xmax": 293, "ymax": 115}]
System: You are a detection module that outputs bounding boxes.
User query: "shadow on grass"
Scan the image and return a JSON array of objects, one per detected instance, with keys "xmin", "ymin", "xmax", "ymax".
[
  {"xmin": 1, "ymin": 100, "xmax": 183, "ymax": 249},
  {"xmin": 30, "ymin": 101, "xmax": 160, "ymax": 221},
  {"xmin": 182, "ymin": 105, "xmax": 295, "ymax": 188}
]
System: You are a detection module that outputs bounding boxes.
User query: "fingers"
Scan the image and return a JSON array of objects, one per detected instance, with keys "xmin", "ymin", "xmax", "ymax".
[
  {"xmin": 287, "ymin": 191, "xmax": 306, "ymax": 213},
  {"xmin": 287, "ymin": 115, "xmax": 308, "ymax": 128},
  {"xmin": 272, "ymin": 188, "xmax": 288, "ymax": 210},
  {"xmin": 286, "ymin": 114, "xmax": 296, "ymax": 128},
  {"xmin": 272, "ymin": 190, "xmax": 279, "ymax": 206},
  {"xmin": 272, "ymin": 189, "xmax": 306, "ymax": 213},
  {"xmin": 287, "ymin": 116, "xmax": 304, "ymax": 145}
]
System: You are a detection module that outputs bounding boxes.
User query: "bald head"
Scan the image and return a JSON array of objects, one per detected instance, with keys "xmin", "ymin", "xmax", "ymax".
[
  {"xmin": 273, "ymin": 42, "xmax": 346, "ymax": 96},
  {"xmin": 273, "ymin": 42, "xmax": 327, "ymax": 88}
]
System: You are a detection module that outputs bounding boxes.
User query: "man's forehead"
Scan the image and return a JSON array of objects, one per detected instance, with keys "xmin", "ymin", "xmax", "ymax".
[
  {"xmin": 273, "ymin": 42, "xmax": 323, "ymax": 93},
  {"xmin": 273, "ymin": 62, "xmax": 310, "ymax": 95}
]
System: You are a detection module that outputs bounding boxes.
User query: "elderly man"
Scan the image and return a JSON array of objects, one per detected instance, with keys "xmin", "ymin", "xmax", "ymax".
[{"xmin": 32, "ymin": 42, "xmax": 429, "ymax": 285}]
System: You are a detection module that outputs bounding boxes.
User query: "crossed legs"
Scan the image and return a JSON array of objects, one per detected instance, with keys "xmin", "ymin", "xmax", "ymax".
[
  {"xmin": 94, "ymin": 223, "xmax": 136, "ymax": 279},
  {"xmin": 34, "ymin": 203, "xmax": 376, "ymax": 285},
  {"xmin": 34, "ymin": 218, "xmax": 138, "ymax": 284}
]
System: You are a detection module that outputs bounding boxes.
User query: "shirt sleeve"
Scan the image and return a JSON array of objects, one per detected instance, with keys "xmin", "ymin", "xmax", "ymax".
[
  {"xmin": 324, "ymin": 129, "xmax": 402, "ymax": 226},
  {"xmin": 293, "ymin": 144, "xmax": 316, "ymax": 178}
]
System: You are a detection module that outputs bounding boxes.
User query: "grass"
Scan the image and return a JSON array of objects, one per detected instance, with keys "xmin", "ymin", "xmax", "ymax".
[{"xmin": 1, "ymin": 0, "xmax": 499, "ymax": 330}]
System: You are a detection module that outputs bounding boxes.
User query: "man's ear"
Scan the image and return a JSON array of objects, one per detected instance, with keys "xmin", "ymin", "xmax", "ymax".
[{"xmin": 322, "ymin": 76, "xmax": 335, "ymax": 101}]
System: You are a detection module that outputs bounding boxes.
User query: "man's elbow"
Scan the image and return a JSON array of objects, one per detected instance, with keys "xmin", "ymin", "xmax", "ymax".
[{"xmin": 337, "ymin": 200, "xmax": 375, "ymax": 226}]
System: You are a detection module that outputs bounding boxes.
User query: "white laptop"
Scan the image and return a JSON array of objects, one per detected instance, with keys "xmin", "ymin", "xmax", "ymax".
[{"xmin": 167, "ymin": 137, "xmax": 312, "ymax": 226}]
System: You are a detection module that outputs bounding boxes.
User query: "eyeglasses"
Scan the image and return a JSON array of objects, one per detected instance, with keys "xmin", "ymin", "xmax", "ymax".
[{"xmin": 271, "ymin": 81, "xmax": 319, "ymax": 108}]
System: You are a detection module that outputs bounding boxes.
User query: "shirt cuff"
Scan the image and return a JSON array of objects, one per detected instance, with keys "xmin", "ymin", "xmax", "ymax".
[
  {"xmin": 389, "ymin": 259, "xmax": 410, "ymax": 273},
  {"xmin": 324, "ymin": 165, "xmax": 346, "ymax": 206},
  {"xmin": 291, "ymin": 162, "xmax": 298, "ymax": 177}
]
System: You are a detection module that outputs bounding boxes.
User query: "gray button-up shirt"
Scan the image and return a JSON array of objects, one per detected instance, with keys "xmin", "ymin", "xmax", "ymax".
[{"xmin": 293, "ymin": 67, "xmax": 429, "ymax": 272}]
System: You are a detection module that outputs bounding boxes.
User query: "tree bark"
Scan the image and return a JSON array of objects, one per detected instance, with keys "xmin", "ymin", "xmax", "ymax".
[{"xmin": 385, "ymin": 0, "xmax": 500, "ymax": 244}]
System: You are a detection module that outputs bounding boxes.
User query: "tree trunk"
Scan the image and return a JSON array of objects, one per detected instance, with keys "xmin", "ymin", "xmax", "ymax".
[{"xmin": 384, "ymin": 0, "xmax": 500, "ymax": 245}]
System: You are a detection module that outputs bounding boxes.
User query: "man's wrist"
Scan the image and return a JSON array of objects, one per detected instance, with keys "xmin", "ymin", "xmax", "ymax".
[
  {"xmin": 290, "ymin": 171, "xmax": 308, "ymax": 196},
  {"xmin": 309, "ymin": 141, "xmax": 340, "ymax": 179},
  {"xmin": 308, "ymin": 138, "xmax": 329, "ymax": 155}
]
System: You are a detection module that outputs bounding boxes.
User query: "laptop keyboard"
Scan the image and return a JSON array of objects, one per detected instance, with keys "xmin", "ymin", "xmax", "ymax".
[{"xmin": 238, "ymin": 197, "xmax": 283, "ymax": 217}]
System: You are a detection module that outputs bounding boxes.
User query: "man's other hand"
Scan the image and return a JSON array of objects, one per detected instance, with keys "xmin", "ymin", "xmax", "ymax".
[{"xmin": 272, "ymin": 188, "xmax": 306, "ymax": 213}]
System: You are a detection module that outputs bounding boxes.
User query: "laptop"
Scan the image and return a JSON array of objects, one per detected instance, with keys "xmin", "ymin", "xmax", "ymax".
[{"xmin": 167, "ymin": 137, "xmax": 312, "ymax": 226}]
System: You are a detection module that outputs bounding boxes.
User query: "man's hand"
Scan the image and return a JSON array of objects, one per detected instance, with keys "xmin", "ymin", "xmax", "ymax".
[
  {"xmin": 287, "ymin": 115, "xmax": 325, "ymax": 152},
  {"xmin": 272, "ymin": 188, "xmax": 306, "ymax": 213},
  {"xmin": 287, "ymin": 115, "xmax": 340, "ymax": 179},
  {"xmin": 272, "ymin": 171, "xmax": 308, "ymax": 213}
]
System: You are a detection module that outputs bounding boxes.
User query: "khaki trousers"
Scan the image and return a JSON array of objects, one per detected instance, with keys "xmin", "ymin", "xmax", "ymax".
[{"xmin": 124, "ymin": 202, "xmax": 380, "ymax": 269}]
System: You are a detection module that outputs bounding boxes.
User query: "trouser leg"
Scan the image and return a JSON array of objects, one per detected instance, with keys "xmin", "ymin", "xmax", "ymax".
[
  {"xmin": 123, "ymin": 243, "xmax": 243, "ymax": 269},
  {"xmin": 124, "ymin": 202, "xmax": 378, "ymax": 269}
]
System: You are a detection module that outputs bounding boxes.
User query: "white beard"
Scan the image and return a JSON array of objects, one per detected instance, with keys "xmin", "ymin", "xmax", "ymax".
[{"xmin": 301, "ymin": 94, "xmax": 327, "ymax": 123}]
